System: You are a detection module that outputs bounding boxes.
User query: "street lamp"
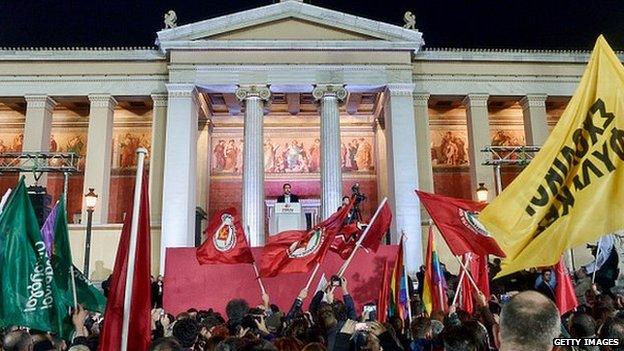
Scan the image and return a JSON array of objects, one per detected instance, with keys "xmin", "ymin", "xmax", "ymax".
[
  {"xmin": 476, "ymin": 183, "xmax": 489, "ymax": 203},
  {"xmin": 84, "ymin": 188, "xmax": 98, "ymax": 278}
]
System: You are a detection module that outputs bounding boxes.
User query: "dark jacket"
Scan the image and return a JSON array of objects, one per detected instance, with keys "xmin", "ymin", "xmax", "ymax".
[
  {"xmin": 277, "ymin": 194, "xmax": 299, "ymax": 203},
  {"xmin": 536, "ymin": 281, "xmax": 556, "ymax": 302}
]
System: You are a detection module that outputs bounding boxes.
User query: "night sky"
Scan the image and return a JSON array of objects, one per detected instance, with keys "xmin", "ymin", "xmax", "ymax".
[{"xmin": 1, "ymin": 0, "xmax": 623, "ymax": 50}]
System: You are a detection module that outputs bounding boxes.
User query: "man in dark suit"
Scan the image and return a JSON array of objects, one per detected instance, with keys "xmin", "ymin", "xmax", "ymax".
[
  {"xmin": 535, "ymin": 269, "xmax": 555, "ymax": 302},
  {"xmin": 277, "ymin": 183, "xmax": 299, "ymax": 203}
]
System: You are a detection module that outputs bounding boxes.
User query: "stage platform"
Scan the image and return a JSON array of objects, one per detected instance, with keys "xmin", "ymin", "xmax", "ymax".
[{"xmin": 164, "ymin": 245, "xmax": 399, "ymax": 316}]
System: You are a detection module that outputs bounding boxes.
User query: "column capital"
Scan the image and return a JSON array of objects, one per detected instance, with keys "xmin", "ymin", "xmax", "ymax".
[
  {"xmin": 312, "ymin": 84, "xmax": 347, "ymax": 101},
  {"xmin": 519, "ymin": 94, "xmax": 547, "ymax": 109},
  {"xmin": 235, "ymin": 85, "xmax": 271, "ymax": 101},
  {"xmin": 151, "ymin": 93, "xmax": 168, "ymax": 107},
  {"xmin": 24, "ymin": 95, "xmax": 57, "ymax": 112},
  {"xmin": 166, "ymin": 83, "xmax": 198, "ymax": 100},
  {"xmin": 88, "ymin": 94, "xmax": 117, "ymax": 110},
  {"xmin": 412, "ymin": 92, "xmax": 430, "ymax": 106},
  {"xmin": 385, "ymin": 83, "xmax": 416, "ymax": 97},
  {"xmin": 462, "ymin": 93, "xmax": 489, "ymax": 108}
]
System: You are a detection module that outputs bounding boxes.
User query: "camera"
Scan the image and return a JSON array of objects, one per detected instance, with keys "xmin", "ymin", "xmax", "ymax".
[
  {"xmin": 330, "ymin": 275, "xmax": 342, "ymax": 287},
  {"xmin": 346, "ymin": 183, "xmax": 366, "ymax": 225}
]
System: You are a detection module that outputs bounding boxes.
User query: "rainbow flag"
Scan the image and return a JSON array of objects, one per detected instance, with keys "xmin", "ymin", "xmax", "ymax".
[
  {"xmin": 388, "ymin": 239, "xmax": 408, "ymax": 321},
  {"xmin": 422, "ymin": 226, "xmax": 448, "ymax": 314}
]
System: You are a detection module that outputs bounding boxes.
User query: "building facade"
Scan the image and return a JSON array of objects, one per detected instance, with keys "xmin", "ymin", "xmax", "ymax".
[{"xmin": 0, "ymin": 1, "xmax": 598, "ymax": 276}]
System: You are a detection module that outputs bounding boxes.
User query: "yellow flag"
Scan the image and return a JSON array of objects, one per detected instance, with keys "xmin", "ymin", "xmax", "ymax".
[{"xmin": 479, "ymin": 35, "xmax": 624, "ymax": 277}]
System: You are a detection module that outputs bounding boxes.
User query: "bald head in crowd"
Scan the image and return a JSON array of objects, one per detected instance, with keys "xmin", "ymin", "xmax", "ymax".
[
  {"xmin": 2, "ymin": 330, "xmax": 33, "ymax": 351},
  {"xmin": 499, "ymin": 291, "xmax": 561, "ymax": 351}
]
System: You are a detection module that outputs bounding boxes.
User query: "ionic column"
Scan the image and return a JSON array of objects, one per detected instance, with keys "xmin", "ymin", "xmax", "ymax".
[
  {"xmin": 520, "ymin": 94, "xmax": 549, "ymax": 145},
  {"xmin": 313, "ymin": 85, "xmax": 347, "ymax": 219},
  {"xmin": 413, "ymin": 93, "xmax": 434, "ymax": 190},
  {"xmin": 83, "ymin": 94, "xmax": 117, "ymax": 223},
  {"xmin": 23, "ymin": 95, "xmax": 56, "ymax": 186},
  {"xmin": 236, "ymin": 85, "xmax": 271, "ymax": 247},
  {"xmin": 463, "ymin": 94, "xmax": 494, "ymax": 201},
  {"xmin": 384, "ymin": 84, "xmax": 422, "ymax": 272},
  {"xmin": 161, "ymin": 84, "xmax": 199, "ymax": 272},
  {"xmin": 413, "ymin": 92, "xmax": 433, "ymax": 221},
  {"xmin": 149, "ymin": 94, "xmax": 168, "ymax": 224}
]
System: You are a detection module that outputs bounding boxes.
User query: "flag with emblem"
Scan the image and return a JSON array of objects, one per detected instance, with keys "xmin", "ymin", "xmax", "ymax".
[
  {"xmin": 479, "ymin": 36, "xmax": 624, "ymax": 277},
  {"xmin": 330, "ymin": 199, "xmax": 392, "ymax": 259},
  {"xmin": 196, "ymin": 207, "xmax": 254, "ymax": 265},
  {"xmin": 416, "ymin": 190, "xmax": 505, "ymax": 257},
  {"xmin": 260, "ymin": 203, "xmax": 353, "ymax": 277}
]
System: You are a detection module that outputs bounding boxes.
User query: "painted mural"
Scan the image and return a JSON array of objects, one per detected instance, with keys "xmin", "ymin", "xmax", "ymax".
[
  {"xmin": 211, "ymin": 133, "xmax": 375, "ymax": 175},
  {"xmin": 490, "ymin": 129, "xmax": 525, "ymax": 146},
  {"xmin": 430, "ymin": 129, "xmax": 469, "ymax": 167},
  {"xmin": 112, "ymin": 129, "xmax": 151, "ymax": 170},
  {"xmin": 49, "ymin": 130, "xmax": 88, "ymax": 169},
  {"xmin": 0, "ymin": 132, "xmax": 24, "ymax": 153}
]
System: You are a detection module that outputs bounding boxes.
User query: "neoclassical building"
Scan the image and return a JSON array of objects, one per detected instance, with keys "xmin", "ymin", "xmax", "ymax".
[{"xmin": 0, "ymin": 0, "xmax": 598, "ymax": 275}]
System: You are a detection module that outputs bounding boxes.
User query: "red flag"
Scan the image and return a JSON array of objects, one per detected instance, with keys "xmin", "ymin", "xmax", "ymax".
[
  {"xmin": 259, "ymin": 203, "xmax": 352, "ymax": 277},
  {"xmin": 330, "ymin": 201, "xmax": 392, "ymax": 259},
  {"xmin": 361, "ymin": 201, "xmax": 392, "ymax": 253},
  {"xmin": 555, "ymin": 258, "xmax": 578, "ymax": 315},
  {"xmin": 330, "ymin": 222, "xmax": 361, "ymax": 260},
  {"xmin": 470, "ymin": 254, "xmax": 491, "ymax": 298},
  {"xmin": 196, "ymin": 207, "xmax": 254, "ymax": 265},
  {"xmin": 459, "ymin": 259, "xmax": 474, "ymax": 314},
  {"xmin": 415, "ymin": 190, "xmax": 505, "ymax": 257},
  {"xmin": 98, "ymin": 174, "xmax": 151, "ymax": 351},
  {"xmin": 378, "ymin": 259, "xmax": 390, "ymax": 323}
]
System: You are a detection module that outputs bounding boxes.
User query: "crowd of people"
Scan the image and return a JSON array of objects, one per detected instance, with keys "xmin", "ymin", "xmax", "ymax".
[{"xmin": 2, "ymin": 257, "xmax": 624, "ymax": 351}]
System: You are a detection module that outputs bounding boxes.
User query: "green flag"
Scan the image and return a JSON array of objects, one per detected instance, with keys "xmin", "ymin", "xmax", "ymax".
[
  {"xmin": 51, "ymin": 194, "xmax": 106, "ymax": 313},
  {"xmin": 0, "ymin": 178, "xmax": 70, "ymax": 337}
]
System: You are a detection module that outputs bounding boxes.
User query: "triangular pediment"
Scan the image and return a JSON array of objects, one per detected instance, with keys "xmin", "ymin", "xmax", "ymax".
[
  {"xmin": 208, "ymin": 18, "xmax": 377, "ymax": 41},
  {"xmin": 156, "ymin": 1, "xmax": 423, "ymax": 52}
]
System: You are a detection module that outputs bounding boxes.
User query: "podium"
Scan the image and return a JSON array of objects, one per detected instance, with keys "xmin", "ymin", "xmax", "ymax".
[
  {"xmin": 266, "ymin": 198, "xmax": 321, "ymax": 236},
  {"xmin": 274, "ymin": 203, "xmax": 305, "ymax": 233}
]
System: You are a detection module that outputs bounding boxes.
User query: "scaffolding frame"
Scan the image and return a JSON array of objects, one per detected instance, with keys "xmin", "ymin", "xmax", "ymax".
[
  {"xmin": 0, "ymin": 152, "xmax": 80, "ymax": 197},
  {"xmin": 481, "ymin": 145, "xmax": 541, "ymax": 194}
]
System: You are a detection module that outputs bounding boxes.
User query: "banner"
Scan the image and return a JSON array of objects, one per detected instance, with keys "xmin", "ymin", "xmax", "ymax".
[
  {"xmin": 0, "ymin": 179, "xmax": 70, "ymax": 337},
  {"xmin": 50, "ymin": 195, "xmax": 106, "ymax": 314},
  {"xmin": 260, "ymin": 203, "xmax": 352, "ymax": 277},
  {"xmin": 196, "ymin": 207, "xmax": 254, "ymax": 265},
  {"xmin": 479, "ymin": 36, "xmax": 624, "ymax": 277},
  {"xmin": 98, "ymin": 173, "xmax": 152, "ymax": 351}
]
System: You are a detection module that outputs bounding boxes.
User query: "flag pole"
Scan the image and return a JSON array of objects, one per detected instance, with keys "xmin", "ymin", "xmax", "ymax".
[
  {"xmin": 70, "ymin": 266, "xmax": 78, "ymax": 309},
  {"xmin": 120, "ymin": 148, "xmax": 147, "ymax": 351},
  {"xmin": 452, "ymin": 268, "xmax": 466, "ymax": 307},
  {"xmin": 305, "ymin": 262, "xmax": 321, "ymax": 290},
  {"xmin": 400, "ymin": 231, "xmax": 413, "ymax": 323},
  {"xmin": 453, "ymin": 254, "xmax": 480, "ymax": 293},
  {"xmin": 61, "ymin": 184, "xmax": 79, "ymax": 310},
  {"xmin": 246, "ymin": 225, "xmax": 267, "ymax": 296},
  {"xmin": 251, "ymin": 262, "xmax": 267, "ymax": 295},
  {"xmin": 592, "ymin": 237, "xmax": 603, "ymax": 284},
  {"xmin": 337, "ymin": 197, "xmax": 388, "ymax": 277}
]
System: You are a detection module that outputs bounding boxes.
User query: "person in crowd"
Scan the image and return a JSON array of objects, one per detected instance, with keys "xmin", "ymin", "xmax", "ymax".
[
  {"xmin": 337, "ymin": 196, "xmax": 350, "ymax": 212},
  {"xmin": 581, "ymin": 235, "xmax": 619, "ymax": 292},
  {"xmin": 598, "ymin": 317, "xmax": 624, "ymax": 351},
  {"xmin": 568, "ymin": 312, "xmax": 599, "ymax": 351},
  {"xmin": 153, "ymin": 275, "xmax": 165, "ymax": 308},
  {"xmin": 2, "ymin": 330, "xmax": 33, "ymax": 351},
  {"xmin": 536, "ymin": 269, "xmax": 556, "ymax": 302},
  {"xmin": 498, "ymin": 291, "xmax": 560, "ymax": 351}
]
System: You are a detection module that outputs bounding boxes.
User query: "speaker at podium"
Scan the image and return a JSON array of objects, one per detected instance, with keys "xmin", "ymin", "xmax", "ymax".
[{"xmin": 266, "ymin": 198, "xmax": 321, "ymax": 236}]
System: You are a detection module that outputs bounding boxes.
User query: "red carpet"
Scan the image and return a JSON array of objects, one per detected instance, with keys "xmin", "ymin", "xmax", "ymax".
[{"xmin": 164, "ymin": 245, "xmax": 399, "ymax": 316}]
